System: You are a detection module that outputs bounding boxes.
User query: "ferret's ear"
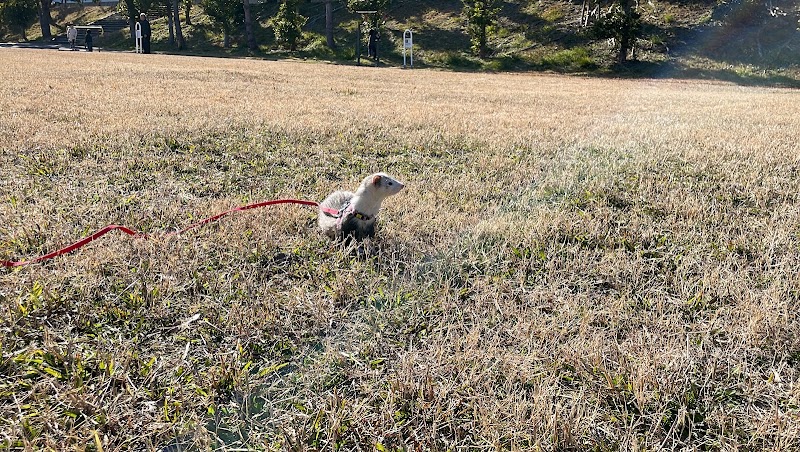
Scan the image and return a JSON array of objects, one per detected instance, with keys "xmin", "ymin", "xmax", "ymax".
[{"xmin": 372, "ymin": 175, "xmax": 382, "ymax": 185}]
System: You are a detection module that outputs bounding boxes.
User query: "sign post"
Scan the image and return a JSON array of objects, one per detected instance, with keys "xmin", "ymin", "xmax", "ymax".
[
  {"xmin": 403, "ymin": 29, "xmax": 413, "ymax": 68},
  {"xmin": 135, "ymin": 22, "xmax": 142, "ymax": 53}
]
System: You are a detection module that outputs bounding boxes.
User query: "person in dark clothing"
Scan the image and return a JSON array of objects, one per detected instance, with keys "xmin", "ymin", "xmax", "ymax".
[
  {"xmin": 139, "ymin": 13, "xmax": 151, "ymax": 54},
  {"xmin": 367, "ymin": 27, "xmax": 379, "ymax": 61},
  {"xmin": 84, "ymin": 29, "xmax": 93, "ymax": 52}
]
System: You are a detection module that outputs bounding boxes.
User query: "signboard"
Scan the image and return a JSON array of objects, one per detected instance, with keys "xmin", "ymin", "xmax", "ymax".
[
  {"xmin": 135, "ymin": 22, "xmax": 142, "ymax": 53},
  {"xmin": 403, "ymin": 29, "xmax": 413, "ymax": 68}
]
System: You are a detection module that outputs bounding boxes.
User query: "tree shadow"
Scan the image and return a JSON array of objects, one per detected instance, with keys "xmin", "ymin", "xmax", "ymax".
[{"xmin": 599, "ymin": 59, "xmax": 800, "ymax": 88}]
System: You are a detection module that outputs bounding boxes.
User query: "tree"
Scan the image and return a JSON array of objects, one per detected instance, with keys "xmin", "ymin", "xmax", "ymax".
[
  {"xmin": 121, "ymin": 0, "xmax": 139, "ymax": 40},
  {"xmin": 172, "ymin": 0, "xmax": 185, "ymax": 49},
  {"xmin": 272, "ymin": 0, "xmax": 305, "ymax": 51},
  {"xmin": 242, "ymin": 0, "xmax": 256, "ymax": 51},
  {"xmin": 38, "ymin": 0, "xmax": 51, "ymax": 41},
  {"xmin": 202, "ymin": 0, "xmax": 242, "ymax": 47},
  {"xmin": 120, "ymin": 0, "xmax": 153, "ymax": 40},
  {"xmin": 0, "ymin": 0, "xmax": 38, "ymax": 41},
  {"xmin": 346, "ymin": 0, "xmax": 389, "ymax": 29},
  {"xmin": 593, "ymin": 0, "xmax": 641, "ymax": 63},
  {"xmin": 346, "ymin": 0, "xmax": 389, "ymax": 13},
  {"xmin": 462, "ymin": 0, "xmax": 500, "ymax": 58},
  {"xmin": 711, "ymin": 0, "xmax": 800, "ymax": 61}
]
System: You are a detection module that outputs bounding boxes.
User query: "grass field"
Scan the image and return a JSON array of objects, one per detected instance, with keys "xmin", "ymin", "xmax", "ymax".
[{"xmin": 1, "ymin": 49, "xmax": 800, "ymax": 450}]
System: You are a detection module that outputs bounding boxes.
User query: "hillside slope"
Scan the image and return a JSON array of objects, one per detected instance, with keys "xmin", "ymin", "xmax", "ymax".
[{"xmin": 6, "ymin": 0, "xmax": 799, "ymax": 84}]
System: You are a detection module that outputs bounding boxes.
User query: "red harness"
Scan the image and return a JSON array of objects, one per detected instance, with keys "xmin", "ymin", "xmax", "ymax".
[{"xmin": 2, "ymin": 198, "xmax": 337, "ymax": 267}]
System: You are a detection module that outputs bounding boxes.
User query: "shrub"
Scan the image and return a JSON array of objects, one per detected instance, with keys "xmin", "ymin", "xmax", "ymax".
[{"xmin": 272, "ymin": 0, "xmax": 306, "ymax": 51}]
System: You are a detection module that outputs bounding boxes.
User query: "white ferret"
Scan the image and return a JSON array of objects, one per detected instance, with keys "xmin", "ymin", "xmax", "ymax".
[{"xmin": 318, "ymin": 173, "xmax": 405, "ymax": 241}]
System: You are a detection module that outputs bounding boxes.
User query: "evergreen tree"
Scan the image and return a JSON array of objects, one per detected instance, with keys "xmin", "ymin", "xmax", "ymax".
[
  {"xmin": 462, "ymin": 0, "xmax": 500, "ymax": 58},
  {"xmin": 202, "ymin": 0, "xmax": 243, "ymax": 48},
  {"xmin": 1, "ymin": 0, "xmax": 38, "ymax": 40},
  {"xmin": 346, "ymin": 0, "xmax": 390, "ymax": 13},
  {"xmin": 272, "ymin": 0, "xmax": 306, "ymax": 51},
  {"xmin": 593, "ymin": 0, "xmax": 641, "ymax": 63}
]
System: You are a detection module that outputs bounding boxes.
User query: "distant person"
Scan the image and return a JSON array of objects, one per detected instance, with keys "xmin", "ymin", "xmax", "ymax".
[
  {"xmin": 367, "ymin": 27, "xmax": 379, "ymax": 61},
  {"xmin": 85, "ymin": 29, "xmax": 93, "ymax": 52},
  {"xmin": 67, "ymin": 24, "xmax": 77, "ymax": 51},
  {"xmin": 139, "ymin": 13, "xmax": 151, "ymax": 54}
]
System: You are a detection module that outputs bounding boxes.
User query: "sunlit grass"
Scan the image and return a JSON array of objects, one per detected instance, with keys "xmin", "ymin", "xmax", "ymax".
[{"xmin": 1, "ymin": 49, "xmax": 799, "ymax": 449}]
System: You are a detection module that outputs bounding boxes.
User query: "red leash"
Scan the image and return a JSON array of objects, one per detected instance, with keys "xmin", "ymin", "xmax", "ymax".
[{"xmin": 2, "ymin": 198, "xmax": 338, "ymax": 268}]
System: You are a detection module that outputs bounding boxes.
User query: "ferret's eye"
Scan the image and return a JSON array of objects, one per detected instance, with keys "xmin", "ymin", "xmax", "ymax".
[{"xmin": 387, "ymin": 182, "xmax": 393, "ymax": 186}]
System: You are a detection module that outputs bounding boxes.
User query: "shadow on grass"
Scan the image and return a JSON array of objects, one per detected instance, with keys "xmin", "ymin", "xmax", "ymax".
[{"xmin": 598, "ymin": 59, "xmax": 800, "ymax": 88}]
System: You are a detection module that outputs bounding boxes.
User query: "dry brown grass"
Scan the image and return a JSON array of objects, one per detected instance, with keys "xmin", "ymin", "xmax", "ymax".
[{"xmin": 2, "ymin": 48, "xmax": 800, "ymax": 450}]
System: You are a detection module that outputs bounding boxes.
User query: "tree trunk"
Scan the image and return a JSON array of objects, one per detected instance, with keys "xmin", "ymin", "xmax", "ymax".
[
  {"xmin": 124, "ymin": 0, "xmax": 138, "ymax": 40},
  {"xmin": 618, "ymin": 37, "xmax": 629, "ymax": 63},
  {"xmin": 223, "ymin": 29, "xmax": 230, "ymax": 48},
  {"xmin": 173, "ymin": 0, "xmax": 185, "ymax": 49},
  {"xmin": 479, "ymin": 23, "xmax": 487, "ymax": 58},
  {"xmin": 242, "ymin": 0, "xmax": 256, "ymax": 51},
  {"xmin": 618, "ymin": 0, "xmax": 633, "ymax": 62},
  {"xmin": 325, "ymin": 0, "xmax": 334, "ymax": 48},
  {"xmin": 167, "ymin": 3, "xmax": 175, "ymax": 45},
  {"xmin": 184, "ymin": 0, "xmax": 192, "ymax": 25},
  {"xmin": 38, "ymin": 0, "xmax": 52, "ymax": 41}
]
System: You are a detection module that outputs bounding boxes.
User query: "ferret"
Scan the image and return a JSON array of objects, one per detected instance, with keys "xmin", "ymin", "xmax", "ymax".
[{"xmin": 318, "ymin": 173, "xmax": 405, "ymax": 241}]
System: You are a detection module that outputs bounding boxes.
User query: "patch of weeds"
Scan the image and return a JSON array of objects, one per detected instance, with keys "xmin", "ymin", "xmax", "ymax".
[
  {"xmin": 541, "ymin": 47, "xmax": 598, "ymax": 71},
  {"xmin": 206, "ymin": 360, "xmax": 238, "ymax": 403},
  {"xmin": 661, "ymin": 383, "xmax": 711, "ymax": 448},
  {"xmin": 487, "ymin": 54, "xmax": 530, "ymax": 71},
  {"xmin": 541, "ymin": 5, "xmax": 566, "ymax": 22},
  {"xmin": 18, "ymin": 151, "xmax": 62, "ymax": 179},
  {"xmin": 682, "ymin": 291, "xmax": 719, "ymax": 321},
  {"xmin": 596, "ymin": 370, "xmax": 653, "ymax": 437},
  {"xmin": 557, "ymin": 362, "xmax": 582, "ymax": 389},
  {"xmin": 363, "ymin": 287, "xmax": 413, "ymax": 311},
  {"xmin": 427, "ymin": 51, "xmax": 482, "ymax": 70},
  {"xmin": 13, "ymin": 281, "xmax": 73, "ymax": 322}
]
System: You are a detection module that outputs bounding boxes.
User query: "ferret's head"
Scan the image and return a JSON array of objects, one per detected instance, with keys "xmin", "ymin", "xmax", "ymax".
[{"xmin": 360, "ymin": 173, "xmax": 405, "ymax": 199}]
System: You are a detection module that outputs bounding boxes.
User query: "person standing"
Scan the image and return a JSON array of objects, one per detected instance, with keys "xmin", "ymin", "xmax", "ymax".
[
  {"xmin": 367, "ymin": 27, "xmax": 379, "ymax": 61},
  {"xmin": 67, "ymin": 24, "xmax": 78, "ymax": 50},
  {"xmin": 139, "ymin": 13, "xmax": 151, "ymax": 54},
  {"xmin": 84, "ymin": 29, "xmax": 93, "ymax": 52}
]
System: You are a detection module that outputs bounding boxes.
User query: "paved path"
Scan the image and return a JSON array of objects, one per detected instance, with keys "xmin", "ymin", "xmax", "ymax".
[
  {"xmin": 0, "ymin": 41, "xmax": 106, "ymax": 52},
  {"xmin": 0, "ymin": 42, "xmax": 60, "ymax": 50}
]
